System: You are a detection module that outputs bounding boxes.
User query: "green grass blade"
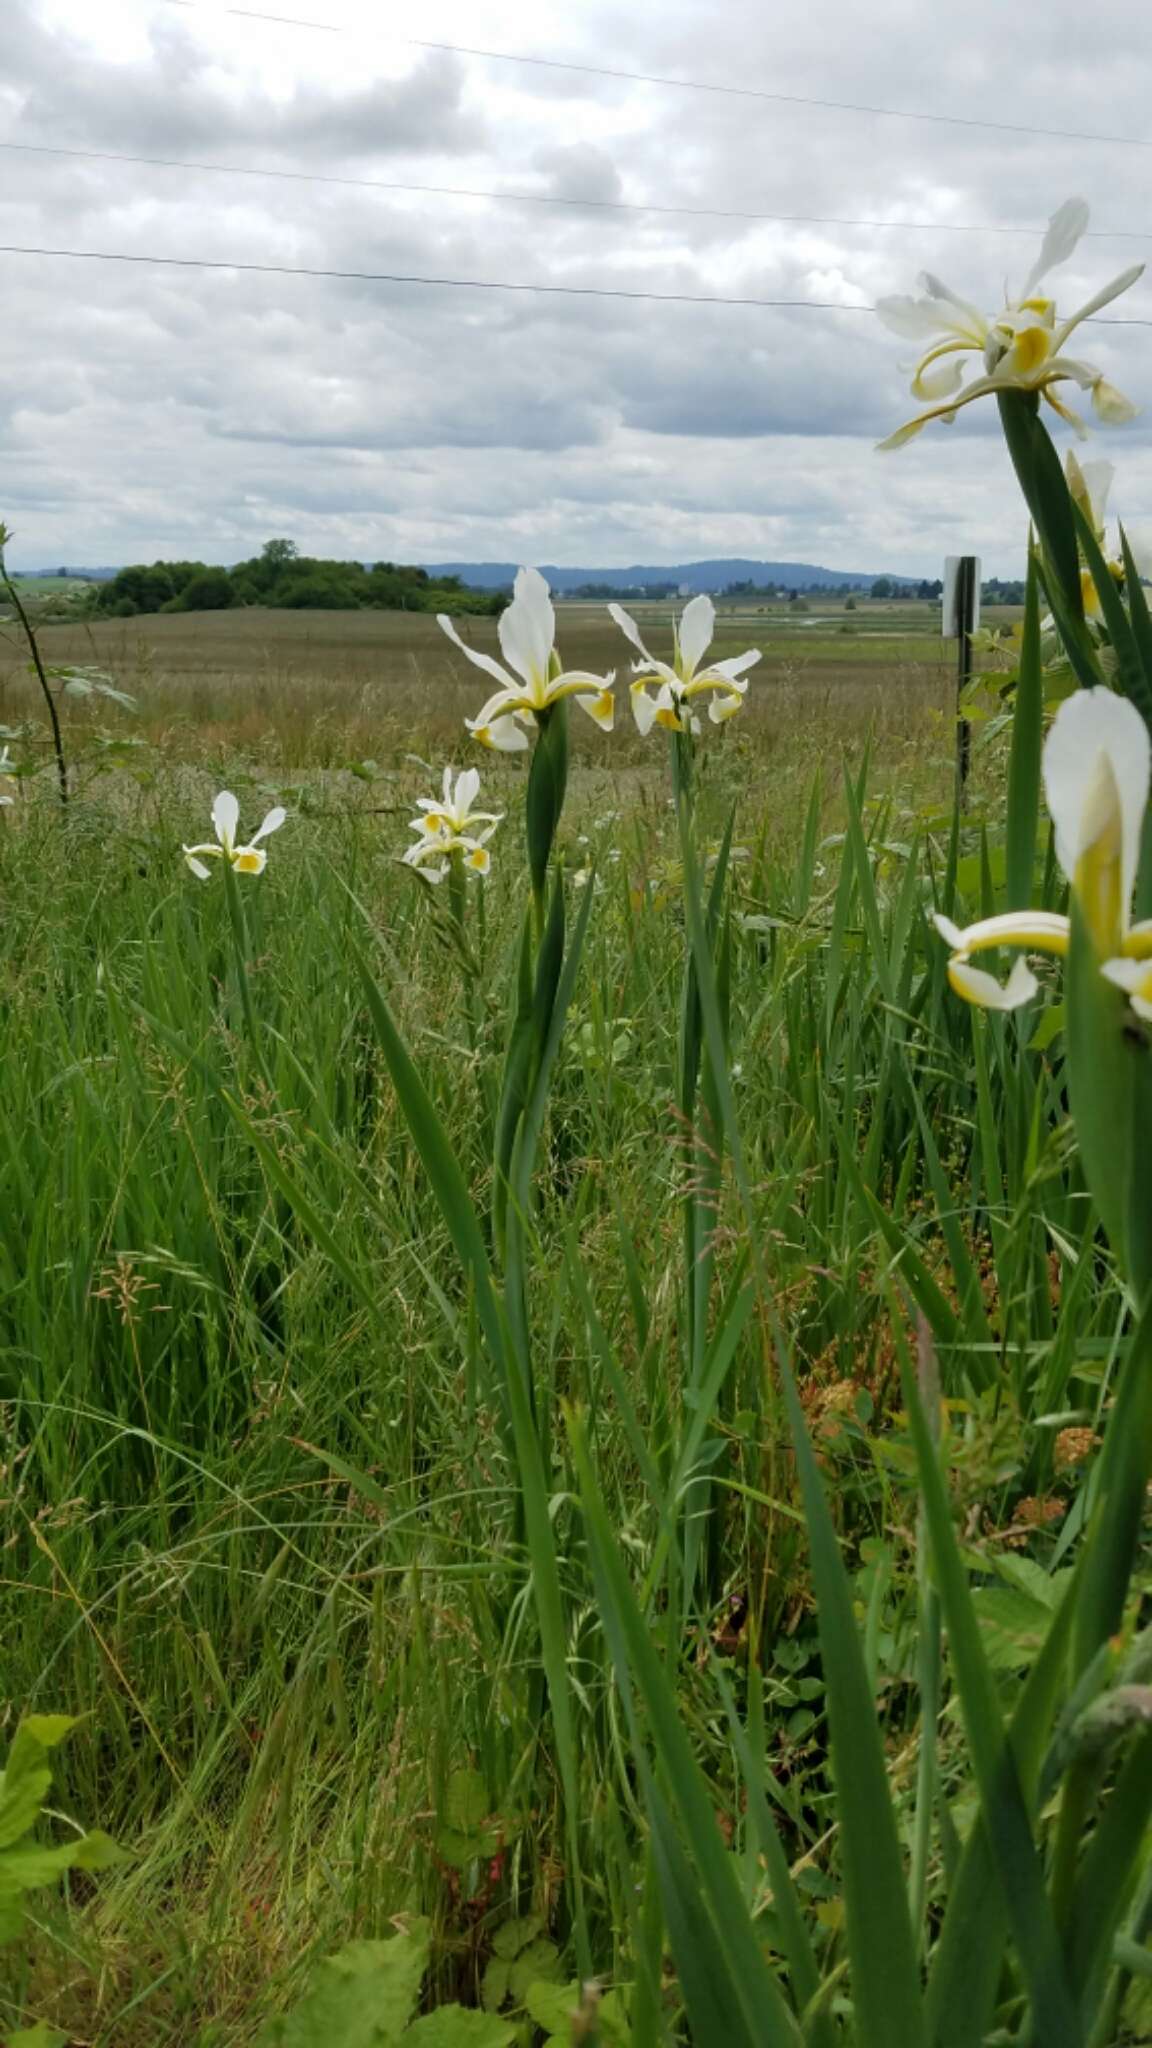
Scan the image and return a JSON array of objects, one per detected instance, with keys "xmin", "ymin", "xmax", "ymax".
[
  {"xmin": 1070, "ymin": 502, "xmax": 1152, "ymax": 727},
  {"xmin": 1006, "ymin": 555, "xmax": 1045, "ymax": 908},
  {"xmin": 903, "ymin": 1361, "xmax": 1084, "ymax": 2047},
  {"xmin": 776, "ymin": 1341, "xmax": 926, "ymax": 2048},
  {"xmin": 569, "ymin": 1412, "xmax": 804, "ymax": 2046}
]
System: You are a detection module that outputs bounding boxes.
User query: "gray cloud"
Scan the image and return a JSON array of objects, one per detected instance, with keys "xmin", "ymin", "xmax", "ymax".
[{"xmin": 1, "ymin": 0, "xmax": 1150, "ymax": 574}]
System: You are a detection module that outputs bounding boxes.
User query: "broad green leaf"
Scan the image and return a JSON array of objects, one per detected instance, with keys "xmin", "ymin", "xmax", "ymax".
[
  {"xmin": 0, "ymin": 1831, "xmax": 123, "ymax": 1890},
  {"xmin": 405, "ymin": 2010, "xmax": 516, "ymax": 2048},
  {"xmin": 1064, "ymin": 895, "xmax": 1152, "ymax": 1305},
  {"xmin": 0, "ymin": 1718, "xmax": 77, "ymax": 1851},
  {"xmin": 256, "ymin": 1927, "xmax": 430, "ymax": 2047}
]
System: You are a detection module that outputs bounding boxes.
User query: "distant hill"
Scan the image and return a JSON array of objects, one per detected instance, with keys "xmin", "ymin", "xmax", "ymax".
[{"xmin": 421, "ymin": 559, "xmax": 899, "ymax": 594}]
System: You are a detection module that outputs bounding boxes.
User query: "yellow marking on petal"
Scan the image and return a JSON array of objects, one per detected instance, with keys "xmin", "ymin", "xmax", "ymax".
[
  {"xmin": 1081, "ymin": 568, "xmax": 1103, "ymax": 621},
  {"xmin": 655, "ymin": 705, "xmax": 683, "ymax": 731},
  {"xmin": 423, "ymin": 812, "xmax": 444, "ymax": 833},
  {"xmin": 467, "ymin": 849, "xmax": 490, "ymax": 871},
  {"xmin": 1072, "ymin": 752, "xmax": 1126, "ymax": 958},
  {"xmin": 1011, "ymin": 326, "xmax": 1052, "ymax": 377},
  {"xmin": 233, "ymin": 850, "xmax": 264, "ymax": 873},
  {"xmin": 1120, "ymin": 923, "xmax": 1152, "ymax": 960}
]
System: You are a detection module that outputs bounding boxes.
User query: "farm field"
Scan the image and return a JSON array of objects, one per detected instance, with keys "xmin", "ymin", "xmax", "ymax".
[
  {"xmin": 0, "ymin": 595, "xmax": 964, "ymax": 766},
  {"xmin": 3, "ymin": 567, "xmax": 1151, "ymax": 2047}
]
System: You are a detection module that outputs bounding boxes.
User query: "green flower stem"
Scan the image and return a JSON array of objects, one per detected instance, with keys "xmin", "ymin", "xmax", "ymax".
[
  {"xmin": 0, "ymin": 533, "xmax": 69, "ymax": 807},
  {"xmin": 221, "ymin": 855, "xmax": 274, "ymax": 1098},
  {"xmin": 446, "ymin": 847, "xmax": 483, "ymax": 1063},
  {"xmin": 525, "ymin": 696, "xmax": 570, "ymax": 940}
]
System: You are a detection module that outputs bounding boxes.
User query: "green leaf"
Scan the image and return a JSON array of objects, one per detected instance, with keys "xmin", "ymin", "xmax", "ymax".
[
  {"xmin": 1064, "ymin": 894, "xmax": 1152, "ymax": 1304},
  {"xmin": 481, "ymin": 1935, "xmax": 560, "ymax": 2012},
  {"xmin": 0, "ymin": 1831, "xmax": 124, "ymax": 1891},
  {"xmin": 256, "ymin": 1926, "xmax": 430, "ymax": 2047},
  {"xmin": 1006, "ymin": 555, "xmax": 1045, "ymax": 908},
  {"xmin": 1071, "ymin": 502, "xmax": 1152, "ymax": 728},
  {"xmin": 568, "ymin": 1416, "xmax": 804, "ymax": 2048},
  {"xmin": 488, "ymin": 1914, "xmax": 544, "ymax": 1960},
  {"xmin": 996, "ymin": 393, "xmax": 1084, "ymax": 624},
  {"xmin": 1071, "ymin": 1297, "xmax": 1152, "ymax": 1675},
  {"xmin": 434, "ymin": 1769, "xmax": 503, "ymax": 1868},
  {"xmin": 524, "ymin": 1979, "xmax": 631, "ymax": 2042},
  {"xmin": 353, "ymin": 936, "xmax": 591, "ymax": 1978},
  {"xmin": 0, "ymin": 1719, "xmax": 77, "ymax": 1851},
  {"xmin": 903, "ymin": 1370, "xmax": 1083, "ymax": 2048},
  {"xmin": 972, "ymin": 1584, "xmax": 1068, "ymax": 1671},
  {"xmin": 776, "ymin": 1349, "xmax": 926, "ymax": 2048},
  {"xmin": 4, "ymin": 2025, "xmax": 70, "ymax": 2048},
  {"xmin": 525, "ymin": 699, "xmax": 569, "ymax": 905},
  {"xmin": 925, "ymin": 1579, "xmax": 1076, "ymax": 2048},
  {"xmin": 405, "ymin": 2010, "xmax": 516, "ymax": 2048}
]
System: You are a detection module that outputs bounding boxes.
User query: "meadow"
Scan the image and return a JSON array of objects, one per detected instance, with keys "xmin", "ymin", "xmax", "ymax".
[{"xmin": 2, "ymin": 520, "xmax": 1151, "ymax": 2048}]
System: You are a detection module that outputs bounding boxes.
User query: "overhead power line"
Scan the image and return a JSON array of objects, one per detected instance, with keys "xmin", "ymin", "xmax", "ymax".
[
  {"xmin": 4, "ymin": 136, "xmax": 1151, "ymax": 243},
  {"xmin": 2, "ymin": 240, "xmax": 1151, "ymax": 325},
  {"xmin": 163, "ymin": 0, "xmax": 1152, "ymax": 151}
]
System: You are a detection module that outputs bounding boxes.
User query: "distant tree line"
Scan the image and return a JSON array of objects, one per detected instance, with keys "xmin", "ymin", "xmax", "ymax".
[
  {"xmin": 92, "ymin": 539, "xmax": 507, "ymax": 619},
  {"xmin": 567, "ymin": 580, "xmax": 682, "ymax": 600}
]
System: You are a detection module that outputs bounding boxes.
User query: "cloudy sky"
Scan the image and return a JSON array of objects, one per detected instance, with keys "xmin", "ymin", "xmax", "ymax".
[{"xmin": 3, "ymin": 0, "xmax": 1151, "ymax": 574}]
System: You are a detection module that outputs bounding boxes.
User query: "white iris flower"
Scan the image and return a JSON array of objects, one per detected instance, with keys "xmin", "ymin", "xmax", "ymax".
[
  {"xmin": 1065, "ymin": 452, "xmax": 1152, "ymax": 621},
  {"xmin": 608, "ymin": 595, "xmax": 761, "ymax": 736},
  {"xmin": 438, "ymin": 569, "xmax": 615, "ymax": 752},
  {"xmin": 0, "ymin": 745, "xmax": 15, "ymax": 807},
  {"xmin": 184, "ymin": 790, "xmax": 286, "ymax": 879},
  {"xmin": 877, "ymin": 199, "xmax": 1144, "ymax": 449},
  {"xmin": 403, "ymin": 766, "xmax": 502, "ymax": 882},
  {"xmin": 934, "ymin": 689, "xmax": 1152, "ymax": 1014}
]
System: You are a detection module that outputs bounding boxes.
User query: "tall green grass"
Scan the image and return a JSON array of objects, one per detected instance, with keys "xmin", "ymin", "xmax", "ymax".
[{"xmin": 1, "ymin": 639, "xmax": 1146, "ymax": 2043}]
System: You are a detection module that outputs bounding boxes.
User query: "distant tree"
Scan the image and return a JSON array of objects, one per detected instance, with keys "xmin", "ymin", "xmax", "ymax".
[
  {"xmin": 261, "ymin": 538, "xmax": 299, "ymax": 569},
  {"xmin": 871, "ymin": 577, "xmax": 894, "ymax": 600},
  {"xmin": 175, "ymin": 569, "xmax": 235, "ymax": 612},
  {"xmin": 281, "ymin": 571, "xmax": 359, "ymax": 609},
  {"xmin": 845, "ymin": 596, "xmax": 857, "ymax": 611}
]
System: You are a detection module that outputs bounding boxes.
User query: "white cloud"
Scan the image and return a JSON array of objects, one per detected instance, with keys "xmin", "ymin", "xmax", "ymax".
[{"xmin": 2, "ymin": 0, "xmax": 1150, "ymax": 573}]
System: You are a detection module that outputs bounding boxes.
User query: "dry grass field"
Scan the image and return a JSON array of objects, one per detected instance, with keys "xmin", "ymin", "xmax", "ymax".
[{"xmin": 0, "ymin": 596, "xmax": 965, "ymax": 792}]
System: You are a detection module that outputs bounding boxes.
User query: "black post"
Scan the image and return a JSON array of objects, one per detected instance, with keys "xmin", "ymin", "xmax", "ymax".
[{"xmin": 954, "ymin": 554, "xmax": 978, "ymax": 799}]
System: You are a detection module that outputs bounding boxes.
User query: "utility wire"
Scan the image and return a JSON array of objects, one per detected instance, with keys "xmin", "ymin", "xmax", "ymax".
[
  {"xmin": 3, "ymin": 136, "xmax": 1151, "ymax": 243},
  {"xmin": 2, "ymin": 240, "xmax": 1151, "ymax": 324},
  {"xmin": 163, "ymin": 0, "xmax": 1152, "ymax": 151}
]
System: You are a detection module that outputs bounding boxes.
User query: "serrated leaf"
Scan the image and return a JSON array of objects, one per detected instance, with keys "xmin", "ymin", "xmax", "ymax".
[
  {"xmin": 489, "ymin": 1914, "xmax": 543, "ymax": 1961},
  {"xmin": 405, "ymin": 2009, "xmax": 516, "ymax": 2048},
  {"xmin": 972, "ymin": 1588, "xmax": 1059, "ymax": 1671},
  {"xmin": 507, "ymin": 1938, "xmax": 560, "ymax": 2002},
  {"xmin": 524, "ymin": 1980, "xmax": 632, "ymax": 2042},
  {"xmin": 434, "ymin": 1767, "xmax": 503, "ymax": 1866},
  {"xmin": 256, "ymin": 1926, "xmax": 431, "ymax": 2048},
  {"xmin": 523, "ymin": 1982, "xmax": 582, "ymax": 2031},
  {"xmin": 0, "ymin": 1719, "xmax": 77, "ymax": 1851}
]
